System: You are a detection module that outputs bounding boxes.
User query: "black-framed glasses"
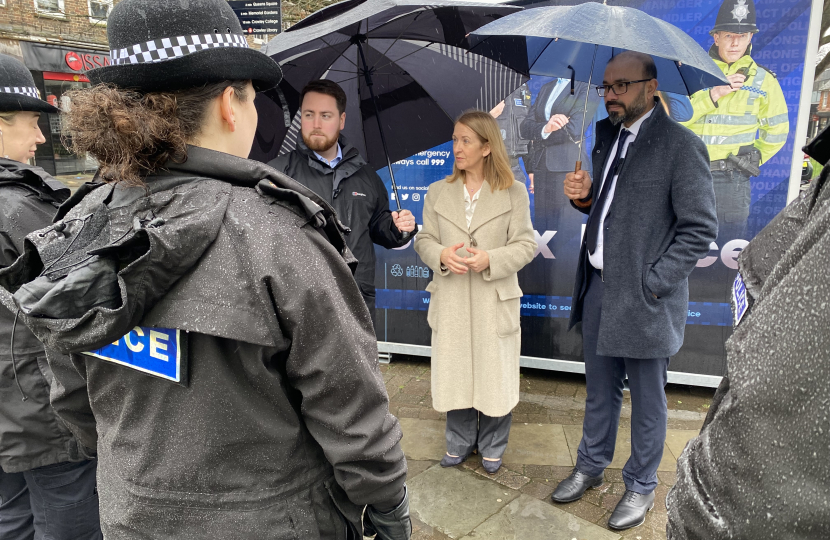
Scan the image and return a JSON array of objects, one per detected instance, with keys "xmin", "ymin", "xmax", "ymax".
[{"xmin": 596, "ymin": 78, "xmax": 653, "ymax": 97}]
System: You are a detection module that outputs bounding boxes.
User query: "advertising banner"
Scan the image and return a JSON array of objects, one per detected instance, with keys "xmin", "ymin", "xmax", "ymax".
[{"xmin": 366, "ymin": 0, "xmax": 820, "ymax": 385}]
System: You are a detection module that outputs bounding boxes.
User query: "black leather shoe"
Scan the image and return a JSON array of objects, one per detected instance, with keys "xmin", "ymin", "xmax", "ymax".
[
  {"xmin": 551, "ymin": 468, "xmax": 604, "ymax": 503},
  {"xmin": 608, "ymin": 490, "xmax": 655, "ymax": 530}
]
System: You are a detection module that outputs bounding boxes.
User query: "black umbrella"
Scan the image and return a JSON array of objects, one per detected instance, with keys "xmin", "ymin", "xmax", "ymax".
[{"xmin": 250, "ymin": 0, "xmax": 527, "ymax": 234}]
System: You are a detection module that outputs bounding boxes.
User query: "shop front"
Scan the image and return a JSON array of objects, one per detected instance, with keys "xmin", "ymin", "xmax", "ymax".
[{"xmin": 19, "ymin": 42, "xmax": 109, "ymax": 176}]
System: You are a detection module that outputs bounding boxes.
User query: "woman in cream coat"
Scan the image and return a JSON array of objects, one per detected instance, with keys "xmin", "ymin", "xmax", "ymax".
[{"xmin": 415, "ymin": 110, "xmax": 536, "ymax": 474}]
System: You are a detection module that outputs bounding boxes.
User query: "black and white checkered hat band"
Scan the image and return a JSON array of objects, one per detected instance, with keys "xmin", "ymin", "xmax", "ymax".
[
  {"xmin": 0, "ymin": 86, "xmax": 40, "ymax": 99},
  {"xmin": 110, "ymin": 33, "xmax": 249, "ymax": 66}
]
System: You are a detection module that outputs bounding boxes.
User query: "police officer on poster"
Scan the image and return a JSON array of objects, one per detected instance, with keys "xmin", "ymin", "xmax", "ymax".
[
  {"xmin": 490, "ymin": 83, "xmax": 532, "ymax": 185},
  {"xmin": 683, "ymin": 0, "xmax": 789, "ymax": 242},
  {"xmin": 0, "ymin": 0, "xmax": 410, "ymax": 538}
]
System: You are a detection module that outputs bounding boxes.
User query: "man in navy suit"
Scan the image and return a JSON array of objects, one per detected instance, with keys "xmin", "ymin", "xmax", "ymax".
[{"xmin": 553, "ymin": 51, "xmax": 717, "ymax": 531}]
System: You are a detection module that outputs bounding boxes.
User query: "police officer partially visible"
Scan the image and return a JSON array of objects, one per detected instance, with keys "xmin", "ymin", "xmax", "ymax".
[
  {"xmin": 490, "ymin": 83, "xmax": 532, "ymax": 186},
  {"xmin": 0, "ymin": 1, "xmax": 410, "ymax": 538},
  {"xmin": 683, "ymin": 0, "xmax": 789, "ymax": 242},
  {"xmin": 0, "ymin": 53, "xmax": 101, "ymax": 540}
]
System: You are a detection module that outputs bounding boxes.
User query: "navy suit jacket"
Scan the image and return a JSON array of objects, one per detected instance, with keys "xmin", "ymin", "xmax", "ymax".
[
  {"xmin": 569, "ymin": 99, "xmax": 718, "ymax": 359},
  {"xmin": 520, "ymin": 80, "xmax": 601, "ymax": 173}
]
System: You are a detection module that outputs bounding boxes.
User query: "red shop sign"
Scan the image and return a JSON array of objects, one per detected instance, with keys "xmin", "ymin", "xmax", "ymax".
[{"xmin": 64, "ymin": 51, "xmax": 110, "ymax": 72}]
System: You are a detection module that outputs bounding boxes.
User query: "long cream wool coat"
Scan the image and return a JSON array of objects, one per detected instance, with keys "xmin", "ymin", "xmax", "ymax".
[{"xmin": 414, "ymin": 178, "xmax": 536, "ymax": 417}]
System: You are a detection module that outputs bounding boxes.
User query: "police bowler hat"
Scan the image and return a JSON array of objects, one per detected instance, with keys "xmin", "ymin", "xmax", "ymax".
[
  {"xmin": 87, "ymin": 0, "xmax": 282, "ymax": 93},
  {"xmin": 0, "ymin": 54, "xmax": 58, "ymax": 114},
  {"xmin": 710, "ymin": 0, "xmax": 759, "ymax": 34}
]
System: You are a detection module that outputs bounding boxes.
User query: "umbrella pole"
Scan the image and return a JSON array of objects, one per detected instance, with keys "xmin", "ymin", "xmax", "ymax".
[
  {"xmin": 575, "ymin": 45, "xmax": 598, "ymax": 174},
  {"xmin": 354, "ymin": 37, "xmax": 410, "ymax": 240}
]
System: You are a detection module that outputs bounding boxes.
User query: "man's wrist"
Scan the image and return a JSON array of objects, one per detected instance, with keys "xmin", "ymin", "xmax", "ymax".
[{"xmin": 573, "ymin": 196, "xmax": 592, "ymax": 208}]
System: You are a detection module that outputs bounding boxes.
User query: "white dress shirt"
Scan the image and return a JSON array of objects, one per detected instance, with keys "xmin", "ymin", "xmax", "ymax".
[
  {"xmin": 541, "ymin": 78, "xmax": 571, "ymax": 140},
  {"xmin": 313, "ymin": 143, "xmax": 343, "ymax": 168},
  {"xmin": 463, "ymin": 184, "xmax": 481, "ymax": 229},
  {"xmin": 588, "ymin": 105, "xmax": 655, "ymax": 270}
]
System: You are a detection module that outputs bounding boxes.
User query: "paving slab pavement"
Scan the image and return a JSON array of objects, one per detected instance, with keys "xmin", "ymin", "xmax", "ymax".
[
  {"xmin": 383, "ymin": 358, "xmax": 713, "ymax": 539},
  {"xmin": 408, "ymin": 466, "xmax": 621, "ymax": 540},
  {"xmin": 408, "ymin": 465, "xmax": 520, "ymax": 538},
  {"xmin": 502, "ymin": 423, "xmax": 573, "ymax": 466},
  {"xmin": 460, "ymin": 494, "xmax": 621, "ymax": 540}
]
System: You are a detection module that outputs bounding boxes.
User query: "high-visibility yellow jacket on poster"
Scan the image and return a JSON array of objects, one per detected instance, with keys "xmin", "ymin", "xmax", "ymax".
[{"xmin": 683, "ymin": 53, "xmax": 789, "ymax": 165}]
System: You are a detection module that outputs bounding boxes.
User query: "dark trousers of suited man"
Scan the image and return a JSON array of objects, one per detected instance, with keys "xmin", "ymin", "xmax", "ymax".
[{"xmin": 555, "ymin": 52, "xmax": 718, "ymax": 531}]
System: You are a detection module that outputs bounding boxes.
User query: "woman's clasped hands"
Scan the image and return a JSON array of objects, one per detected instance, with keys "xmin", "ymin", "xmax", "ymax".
[{"xmin": 440, "ymin": 243, "xmax": 490, "ymax": 274}]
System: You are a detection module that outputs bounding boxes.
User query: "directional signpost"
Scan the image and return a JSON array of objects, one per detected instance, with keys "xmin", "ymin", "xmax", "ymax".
[{"xmin": 228, "ymin": 0, "xmax": 282, "ymax": 35}]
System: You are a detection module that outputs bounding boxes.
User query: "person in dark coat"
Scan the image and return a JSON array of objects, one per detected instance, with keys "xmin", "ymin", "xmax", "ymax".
[
  {"xmin": 0, "ymin": 2, "xmax": 410, "ymax": 539},
  {"xmin": 518, "ymin": 78, "xmax": 601, "ymax": 299},
  {"xmin": 490, "ymin": 83, "xmax": 532, "ymax": 183},
  {"xmin": 555, "ymin": 51, "xmax": 718, "ymax": 531},
  {"xmin": 520, "ymin": 79, "xmax": 600, "ymax": 228},
  {"xmin": 0, "ymin": 53, "xmax": 102, "ymax": 540},
  {"xmin": 268, "ymin": 80, "xmax": 415, "ymax": 321},
  {"xmin": 665, "ymin": 130, "xmax": 830, "ymax": 540}
]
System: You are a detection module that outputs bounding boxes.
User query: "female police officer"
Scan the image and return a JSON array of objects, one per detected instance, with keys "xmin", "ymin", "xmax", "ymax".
[
  {"xmin": 0, "ymin": 53, "xmax": 101, "ymax": 540},
  {"xmin": 0, "ymin": 1, "xmax": 410, "ymax": 538}
]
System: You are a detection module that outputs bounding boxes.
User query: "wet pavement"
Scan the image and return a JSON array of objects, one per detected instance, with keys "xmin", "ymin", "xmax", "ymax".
[{"xmin": 380, "ymin": 356, "xmax": 715, "ymax": 540}]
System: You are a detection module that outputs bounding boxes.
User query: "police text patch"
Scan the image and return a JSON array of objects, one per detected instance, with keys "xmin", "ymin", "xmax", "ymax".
[{"xmin": 86, "ymin": 327, "xmax": 187, "ymax": 385}]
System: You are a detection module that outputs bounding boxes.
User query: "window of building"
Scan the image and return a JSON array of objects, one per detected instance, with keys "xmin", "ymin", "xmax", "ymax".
[
  {"xmin": 34, "ymin": 0, "xmax": 65, "ymax": 16},
  {"xmin": 37, "ymin": 72, "xmax": 98, "ymax": 175},
  {"xmin": 823, "ymin": 92, "xmax": 828, "ymax": 108},
  {"xmin": 88, "ymin": 0, "xmax": 112, "ymax": 23}
]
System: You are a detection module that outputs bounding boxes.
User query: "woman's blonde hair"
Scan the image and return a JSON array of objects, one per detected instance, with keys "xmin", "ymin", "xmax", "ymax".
[{"xmin": 445, "ymin": 110, "xmax": 514, "ymax": 191}]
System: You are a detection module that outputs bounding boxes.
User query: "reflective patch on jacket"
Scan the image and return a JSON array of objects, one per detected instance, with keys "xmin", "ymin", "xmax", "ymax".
[{"xmin": 85, "ymin": 327, "xmax": 188, "ymax": 385}]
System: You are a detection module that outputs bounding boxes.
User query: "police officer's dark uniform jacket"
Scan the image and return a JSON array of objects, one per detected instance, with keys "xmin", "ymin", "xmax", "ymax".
[
  {"xmin": 0, "ymin": 147, "xmax": 407, "ymax": 538},
  {"xmin": 496, "ymin": 84, "xmax": 531, "ymax": 164},
  {"xmin": 269, "ymin": 137, "xmax": 407, "ymax": 314},
  {"xmin": 0, "ymin": 0, "xmax": 408, "ymax": 537},
  {"xmin": 666, "ymin": 136, "xmax": 830, "ymax": 540},
  {"xmin": 0, "ymin": 158, "xmax": 90, "ymax": 472}
]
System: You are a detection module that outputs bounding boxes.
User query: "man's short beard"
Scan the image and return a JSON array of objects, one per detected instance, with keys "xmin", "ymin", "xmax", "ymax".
[
  {"xmin": 606, "ymin": 87, "xmax": 648, "ymax": 126},
  {"xmin": 303, "ymin": 131, "xmax": 339, "ymax": 153}
]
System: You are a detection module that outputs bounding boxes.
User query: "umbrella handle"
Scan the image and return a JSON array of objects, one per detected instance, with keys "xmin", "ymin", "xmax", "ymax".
[{"xmin": 574, "ymin": 161, "xmax": 582, "ymax": 173}]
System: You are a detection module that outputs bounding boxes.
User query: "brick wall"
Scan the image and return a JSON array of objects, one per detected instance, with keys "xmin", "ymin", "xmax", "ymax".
[
  {"xmin": 0, "ymin": 0, "xmax": 265, "ymax": 51},
  {"xmin": 0, "ymin": 0, "xmax": 114, "ymax": 48}
]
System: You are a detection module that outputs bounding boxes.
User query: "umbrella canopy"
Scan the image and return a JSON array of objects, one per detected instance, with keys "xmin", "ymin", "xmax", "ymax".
[
  {"xmin": 250, "ymin": 0, "xmax": 526, "ymax": 170},
  {"xmin": 469, "ymin": 2, "xmax": 729, "ymax": 95}
]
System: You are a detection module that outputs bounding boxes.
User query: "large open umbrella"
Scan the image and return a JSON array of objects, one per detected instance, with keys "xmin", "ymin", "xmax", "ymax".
[
  {"xmin": 250, "ymin": 0, "xmax": 527, "ymax": 235},
  {"xmin": 470, "ymin": 1, "xmax": 729, "ymax": 171}
]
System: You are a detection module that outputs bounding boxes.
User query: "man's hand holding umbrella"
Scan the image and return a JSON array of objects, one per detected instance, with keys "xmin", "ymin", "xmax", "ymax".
[
  {"xmin": 564, "ymin": 170, "xmax": 592, "ymax": 202},
  {"xmin": 392, "ymin": 210, "xmax": 416, "ymax": 234}
]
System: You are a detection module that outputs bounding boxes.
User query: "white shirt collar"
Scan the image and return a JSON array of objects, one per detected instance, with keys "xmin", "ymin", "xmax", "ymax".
[{"xmin": 313, "ymin": 143, "xmax": 343, "ymax": 168}]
